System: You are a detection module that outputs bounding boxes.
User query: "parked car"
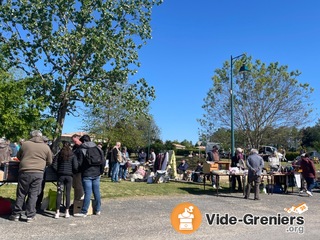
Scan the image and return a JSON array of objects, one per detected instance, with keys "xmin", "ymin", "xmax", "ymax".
[
  {"xmin": 308, "ymin": 151, "xmax": 320, "ymax": 159},
  {"xmin": 258, "ymin": 146, "xmax": 284, "ymax": 161}
]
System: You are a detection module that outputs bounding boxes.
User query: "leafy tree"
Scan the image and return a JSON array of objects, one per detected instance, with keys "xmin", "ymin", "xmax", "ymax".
[
  {"xmin": 164, "ymin": 140, "xmax": 174, "ymax": 150},
  {"xmin": 180, "ymin": 139, "xmax": 193, "ymax": 148},
  {"xmin": 149, "ymin": 139, "xmax": 165, "ymax": 154},
  {"xmin": 84, "ymin": 100, "xmax": 160, "ymax": 151},
  {"xmin": 0, "ymin": 69, "xmax": 56, "ymax": 141},
  {"xmin": 260, "ymin": 126, "xmax": 301, "ymax": 150},
  {"xmin": 0, "ymin": 0, "xmax": 162, "ymax": 152},
  {"xmin": 199, "ymin": 57, "xmax": 313, "ymax": 148},
  {"xmin": 301, "ymin": 120, "xmax": 320, "ymax": 151}
]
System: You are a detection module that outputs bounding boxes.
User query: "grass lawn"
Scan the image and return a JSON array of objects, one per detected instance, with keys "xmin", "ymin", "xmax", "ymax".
[
  {"xmin": 1, "ymin": 155, "xmax": 319, "ymax": 201},
  {"xmin": 0, "ymin": 176, "xmax": 231, "ymax": 202}
]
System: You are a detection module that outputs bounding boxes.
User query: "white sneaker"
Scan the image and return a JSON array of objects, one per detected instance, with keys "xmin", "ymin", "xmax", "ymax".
[
  {"xmin": 74, "ymin": 213, "xmax": 87, "ymax": 217},
  {"xmin": 65, "ymin": 212, "xmax": 70, "ymax": 218},
  {"xmin": 212, "ymin": 185, "xmax": 216, "ymax": 189},
  {"xmin": 54, "ymin": 213, "xmax": 59, "ymax": 219},
  {"xmin": 299, "ymin": 190, "xmax": 304, "ymax": 195},
  {"xmin": 306, "ymin": 191, "xmax": 313, "ymax": 197}
]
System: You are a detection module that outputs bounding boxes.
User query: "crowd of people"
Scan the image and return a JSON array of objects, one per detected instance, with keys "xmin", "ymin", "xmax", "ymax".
[
  {"xmin": 1, "ymin": 132, "xmax": 318, "ymax": 222},
  {"xmin": 174, "ymin": 144, "xmax": 318, "ymax": 201},
  {"xmin": 0, "ymin": 131, "xmax": 107, "ymax": 222}
]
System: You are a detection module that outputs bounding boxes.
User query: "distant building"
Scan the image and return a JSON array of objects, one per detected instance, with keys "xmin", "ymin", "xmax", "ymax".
[
  {"xmin": 60, "ymin": 132, "xmax": 87, "ymax": 142},
  {"xmin": 61, "ymin": 132, "xmax": 107, "ymax": 144},
  {"xmin": 173, "ymin": 143, "xmax": 186, "ymax": 150}
]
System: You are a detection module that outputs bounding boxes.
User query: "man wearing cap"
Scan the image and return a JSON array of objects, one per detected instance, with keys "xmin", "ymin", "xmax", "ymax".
[{"xmin": 231, "ymin": 148, "xmax": 244, "ymax": 192}]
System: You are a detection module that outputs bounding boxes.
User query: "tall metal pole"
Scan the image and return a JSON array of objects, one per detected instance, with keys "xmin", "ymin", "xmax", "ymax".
[
  {"xmin": 230, "ymin": 55, "xmax": 235, "ymax": 159},
  {"xmin": 147, "ymin": 122, "xmax": 151, "ymax": 158},
  {"xmin": 230, "ymin": 53, "xmax": 247, "ymax": 158}
]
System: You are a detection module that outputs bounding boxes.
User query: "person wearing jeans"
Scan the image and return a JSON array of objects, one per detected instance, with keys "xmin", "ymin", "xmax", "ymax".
[
  {"xmin": 82, "ymin": 176, "xmax": 101, "ymax": 214},
  {"xmin": 74, "ymin": 135, "xmax": 105, "ymax": 217},
  {"xmin": 110, "ymin": 142, "xmax": 121, "ymax": 183}
]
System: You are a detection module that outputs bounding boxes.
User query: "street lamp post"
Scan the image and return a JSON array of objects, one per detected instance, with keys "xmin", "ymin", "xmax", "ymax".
[
  {"xmin": 230, "ymin": 54, "xmax": 249, "ymax": 158},
  {"xmin": 197, "ymin": 141, "xmax": 202, "ymax": 160}
]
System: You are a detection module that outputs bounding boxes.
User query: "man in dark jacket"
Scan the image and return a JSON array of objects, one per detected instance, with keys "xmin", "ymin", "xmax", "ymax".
[
  {"xmin": 71, "ymin": 134, "xmax": 84, "ymax": 200},
  {"xmin": 231, "ymin": 148, "xmax": 244, "ymax": 192},
  {"xmin": 9, "ymin": 130, "xmax": 52, "ymax": 223},
  {"xmin": 300, "ymin": 153, "xmax": 316, "ymax": 197},
  {"xmin": 244, "ymin": 149, "xmax": 264, "ymax": 200},
  {"xmin": 74, "ymin": 135, "xmax": 106, "ymax": 217}
]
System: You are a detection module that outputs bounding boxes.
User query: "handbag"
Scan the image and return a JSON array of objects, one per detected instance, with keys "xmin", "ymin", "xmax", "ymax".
[{"xmin": 48, "ymin": 189, "xmax": 57, "ymax": 211}]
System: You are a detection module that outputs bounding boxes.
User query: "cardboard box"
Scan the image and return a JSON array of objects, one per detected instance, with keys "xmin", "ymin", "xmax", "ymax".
[
  {"xmin": 0, "ymin": 170, "xmax": 4, "ymax": 181},
  {"xmin": 3, "ymin": 161, "xmax": 20, "ymax": 182},
  {"xmin": 73, "ymin": 199, "xmax": 93, "ymax": 215},
  {"xmin": 203, "ymin": 161, "xmax": 219, "ymax": 174}
]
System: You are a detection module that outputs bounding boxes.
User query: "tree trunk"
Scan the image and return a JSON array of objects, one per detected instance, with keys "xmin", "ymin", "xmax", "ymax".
[{"xmin": 51, "ymin": 100, "xmax": 68, "ymax": 154}]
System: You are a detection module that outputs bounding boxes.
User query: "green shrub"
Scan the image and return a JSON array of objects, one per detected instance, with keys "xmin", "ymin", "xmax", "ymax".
[{"xmin": 285, "ymin": 152, "xmax": 300, "ymax": 161}]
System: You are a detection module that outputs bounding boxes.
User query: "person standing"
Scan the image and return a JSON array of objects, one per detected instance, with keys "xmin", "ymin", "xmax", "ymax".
[
  {"xmin": 231, "ymin": 148, "xmax": 244, "ymax": 192},
  {"xmin": 110, "ymin": 142, "xmax": 121, "ymax": 183},
  {"xmin": 9, "ymin": 130, "xmax": 52, "ymax": 223},
  {"xmin": 207, "ymin": 145, "xmax": 220, "ymax": 162},
  {"xmin": 147, "ymin": 148, "xmax": 156, "ymax": 172},
  {"xmin": 71, "ymin": 134, "xmax": 84, "ymax": 201},
  {"xmin": 35, "ymin": 136, "xmax": 52, "ymax": 211},
  {"xmin": 0, "ymin": 138, "xmax": 12, "ymax": 163},
  {"xmin": 207, "ymin": 145, "xmax": 220, "ymax": 189},
  {"xmin": 74, "ymin": 135, "xmax": 105, "ymax": 217},
  {"xmin": 244, "ymin": 149, "xmax": 264, "ymax": 200},
  {"xmin": 148, "ymin": 148, "xmax": 156, "ymax": 164},
  {"xmin": 300, "ymin": 153, "xmax": 316, "ymax": 197},
  {"xmin": 119, "ymin": 147, "xmax": 129, "ymax": 180},
  {"xmin": 52, "ymin": 141, "xmax": 78, "ymax": 218}
]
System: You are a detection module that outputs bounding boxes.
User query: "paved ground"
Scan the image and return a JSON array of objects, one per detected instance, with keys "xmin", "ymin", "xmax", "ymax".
[{"xmin": 0, "ymin": 189, "xmax": 319, "ymax": 240}]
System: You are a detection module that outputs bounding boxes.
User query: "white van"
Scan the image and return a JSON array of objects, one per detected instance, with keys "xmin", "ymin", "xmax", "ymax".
[{"xmin": 258, "ymin": 146, "xmax": 284, "ymax": 161}]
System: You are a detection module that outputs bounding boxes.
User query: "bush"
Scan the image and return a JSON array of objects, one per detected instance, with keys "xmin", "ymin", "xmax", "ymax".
[{"xmin": 285, "ymin": 152, "xmax": 300, "ymax": 161}]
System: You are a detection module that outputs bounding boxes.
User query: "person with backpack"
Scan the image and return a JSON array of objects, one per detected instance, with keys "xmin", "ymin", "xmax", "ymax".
[
  {"xmin": 74, "ymin": 135, "xmax": 106, "ymax": 217},
  {"xmin": 52, "ymin": 141, "xmax": 78, "ymax": 218}
]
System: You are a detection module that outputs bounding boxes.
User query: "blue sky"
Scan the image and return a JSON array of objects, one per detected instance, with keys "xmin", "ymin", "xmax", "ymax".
[{"xmin": 63, "ymin": 0, "xmax": 320, "ymax": 144}]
